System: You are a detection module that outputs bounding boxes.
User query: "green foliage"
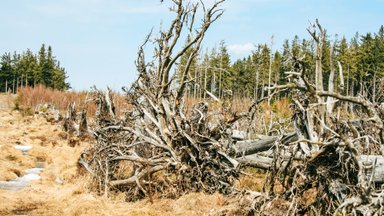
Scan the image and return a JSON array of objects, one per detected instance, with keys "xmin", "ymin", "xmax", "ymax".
[
  {"xmin": 176, "ymin": 25, "xmax": 384, "ymax": 102},
  {"xmin": 0, "ymin": 44, "xmax": 70, "ymax": 92}
]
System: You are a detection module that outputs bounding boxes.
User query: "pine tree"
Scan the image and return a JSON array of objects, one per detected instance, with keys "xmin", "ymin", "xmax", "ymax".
[
  {"xmin": 19, "ymin": 49, "xmax": 37, "ymax": 87},
  {"xmin": 0, "ymin": 53, "xmax": 13, "ymax": 92},
  {"xmin": 216, "ymin": 41, "xmax": 232, "ymax": 98},
  {"xmin": 0, "ymin": 44, "xmax": 70, "ymax": 92},
  {"xmin": 358, "ymin": 32, "xmax": 375, "ymax": 98},
  {"xmin": 12, "ymin": 52, "xmax": 21, "ymax": 93},
  {"xmin": 41, "ymin": 45, "xmax": 56, "ymax": 87}
]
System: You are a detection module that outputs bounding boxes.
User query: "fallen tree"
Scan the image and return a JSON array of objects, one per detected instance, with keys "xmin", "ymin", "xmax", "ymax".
[
  {"xmin": 234, "ymin": 132, "xmax": 298, "ymax": 157},
  {"xmin": 72, "ymin": 2, "xmax": 384, "ymax": 214},
  {"xmin": 234, "ymin": 20, "xmax": 384, "ymax": 215},
  {"xmin": 78, "ymin": 0, "xmax": 248, "ymax": 201}
]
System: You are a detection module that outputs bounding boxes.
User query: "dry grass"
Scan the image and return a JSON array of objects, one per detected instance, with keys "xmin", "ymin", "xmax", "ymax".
[
  {"xmin": 0, "ymin": 186, "xmax": 227, "ymax": 215},
  {"xmin": 184, "ymin": 96, "xmax": 292, "ymax": 127},
  {"xmin": 0, "ymin": 144, "xmax": 28, "ymax": 181},
  {"xmin": 16, "ymin": 85, "xmax": 128, "ymax": 116},
  {"xmin": 0, "ymin": 94, "xmax": 241, "ymax": 215},
  {"xmin": 0, "ymin": 91, "xmax": 293, "ymax": 215},
  {"xmin": 236, "ymin": 167, "xmax": 266, "ymax": 192},
  {"xmin": 16, "ymin": 86, "xmax": 292, "ymax": 133},
  {"xmin": 184, "ymin": 96, "xmax": 253, "ymax": 114}
]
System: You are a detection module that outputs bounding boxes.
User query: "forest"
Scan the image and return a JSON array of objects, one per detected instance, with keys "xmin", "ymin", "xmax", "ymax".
[
  {"xmin": 0, "ymin": 44, "xmax": 70, "ymax": 93},
  {"xmin": 1, "ymin": 27, "xmax": 383, "ymax": 103},
  {"xmin": 181, "ymin": 26, "xmax": 384, "ymax": 103}
]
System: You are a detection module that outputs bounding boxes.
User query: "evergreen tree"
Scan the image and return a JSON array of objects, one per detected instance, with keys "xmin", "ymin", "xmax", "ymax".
[
  {"xmin": 0, "ymin": 44, "xmax": 70, "ymax": 92},
  {"xmin": 19, "ymin": 49, "xmax": 37, "ymax": 87},
  {"xmin": 0, "ymin": 52, "xmax": 13, "ymax": 92},
  {"xmin": 216, "ymin": 41, "xmax": 232, "ymax": 98},
  {"xmin": 170, "ymin": 25, "xmax": 384, "ymax": 102},
  {"xmin": 42, "ymin": 45, "xmax": 55, "ymax": 87}
]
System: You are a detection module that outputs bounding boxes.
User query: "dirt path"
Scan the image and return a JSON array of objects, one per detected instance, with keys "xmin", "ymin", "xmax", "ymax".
[{"xmin": 0, "ymin": 94, "xmax": 228, "ymax": 215}]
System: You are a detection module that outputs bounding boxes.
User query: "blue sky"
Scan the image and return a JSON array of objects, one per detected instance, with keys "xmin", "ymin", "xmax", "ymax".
[{"xmin": 0, "ymin": 0, "xmax": 383, "ymax": 91}]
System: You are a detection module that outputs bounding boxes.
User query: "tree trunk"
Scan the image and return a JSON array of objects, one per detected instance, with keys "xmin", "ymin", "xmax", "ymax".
[
  {"xmin": 204, "ymin": 65, "xmax": 207, "ymax": 99},
  {"xmin": 267, "ymin": 35, "xmax": 274, "ymax": 106},
  {"xmin": 12, "ymin": 76, "xmax": 15, "ymax": 94},
  {"xmin": 326, "ymin": 45, "xmax": 335, "ymax": 114},
  {"xmin": 373, "ymin": 70, "xmax": 377, "ymax": 102},
  {"xmin": 219, "ymin": 56, "xmax": 222, "ymax": 99},
  {"xmin": 255, "ymin": 65, "xmax": 259, "ymax": 101},
  {"xmin": 307, "ymin": 20, "xmax": 326, "ymax": 137},
  {"xmin": 211, "ymin": 69, "xmax": 216, "ymax": 95},
  {"xmin": 235, "ymin": 132, "xmax": 298, "ymax": 157},
  {"xmin": 193, "ymin": 68, "xmax": 197, "ymax": 99}
]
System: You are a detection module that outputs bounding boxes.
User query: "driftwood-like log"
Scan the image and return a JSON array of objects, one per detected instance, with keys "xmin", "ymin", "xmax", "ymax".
[
  {"xmin": 237, "ymin": 153, "xmax": 384, "ymax": 183},
  {"xmin": 236, "ymin": 155, "xmax": 273, "ymax": 169},
  {"xmin": 235, "ymin": 132, "xmax": 298, "ymax": 157}
]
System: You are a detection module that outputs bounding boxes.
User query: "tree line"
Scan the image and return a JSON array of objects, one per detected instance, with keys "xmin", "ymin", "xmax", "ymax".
[
  {"xmin": 2, "ymin": 25, "xmax": 383, "ymax": 98},
  {"xmin": 0, "ymin": 44, "xmax": 70, "ymax": 93},
  {"xmin": 179, "ymin": 25, "xmax": 384, "ymax": 102}
]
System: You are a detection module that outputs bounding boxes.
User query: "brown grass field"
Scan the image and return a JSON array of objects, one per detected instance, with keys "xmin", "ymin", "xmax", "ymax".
[
  {"xmin": 0, "ymin": 89, "xmax": 277, "ymax": 215},
  {"xmin": 16, "ymin": 85, "xmax": 129, "ymax": 117}
]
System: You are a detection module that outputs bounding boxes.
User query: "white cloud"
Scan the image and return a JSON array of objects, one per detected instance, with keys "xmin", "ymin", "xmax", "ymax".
[{"xmin": 228, "ymin": 43, "xmax": 254, "ymax": 56}]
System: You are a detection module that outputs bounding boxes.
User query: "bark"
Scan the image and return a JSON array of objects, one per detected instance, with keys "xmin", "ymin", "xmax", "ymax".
[
  {"xmin": 359, "ymin": 155, "xmax": 384, "ymax": 183},
  {"xmin": 235, "ymin": 132, "xmax": 298, "ymax": 157},
  {"xmin": 326, "ymin": 45, "xmax": 335, "ymax": 114},
  {"xmin": 238, "ymin": 153, "xmax": 384, "ymax": 183},
  {"xmin": 232, "ymin": 20, "xmax": 384, "ymax": 215},
  {"xmin": 236, "ymin": 155, "xmax": 273, "ymax": 169},
  {"xmin": 79, "ymin": 0, "xmax": 241, "ymax": 201}
]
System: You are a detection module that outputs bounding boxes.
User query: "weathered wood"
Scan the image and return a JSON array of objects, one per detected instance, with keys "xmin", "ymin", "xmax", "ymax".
[
  {"xmin": 239, "ymin": 21, "xmax": 384, "ymax": 215},
  {"xmin": 237, "ymin": 153, "xmax": 384, "ymax": 183},
  {"xmin": 232, "ymin": 130, "xmax": 247, "ymax": 140},
  {"xmin": 79, "ymin": 0, "xmax": 239, "ymax": 201},
  {"xmin": 359, "ymin": 155, "xmax": 384, "ymax": 183},
  {"xmin": 235, "ymin": 132, "xmax": 298, "ymax": 157},
  {"xmin": 326, "ymin": 44, "xmax": 336, "ymax": 114},
  {"xmin": 63, "ymin": 103, "xmax": 77, "ymax": 134},
  {"xmin": 236, "ymin": 155, "xmax": 273, "ymax": 169},
  {"xmin": 235, "ymin": 137, "xmax": 277, "ymax": 157},
  {"xmin": 78, "ymin": 107, "xmax": 88, "ymax": 137}
]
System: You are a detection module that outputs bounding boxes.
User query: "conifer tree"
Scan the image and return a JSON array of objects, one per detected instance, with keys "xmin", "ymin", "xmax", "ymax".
[{"xmin": 0, "ymin": 44, "xmax": 70, "ymax": 92}]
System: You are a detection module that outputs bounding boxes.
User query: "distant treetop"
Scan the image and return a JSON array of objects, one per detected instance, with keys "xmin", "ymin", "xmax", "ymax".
[{"xmin": 0, "ymin": 44, "xmax": 70, "ymax": 93}]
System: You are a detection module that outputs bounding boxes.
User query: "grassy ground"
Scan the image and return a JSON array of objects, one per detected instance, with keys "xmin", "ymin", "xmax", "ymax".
[
  {"xmin": 0, "ymin": 92, "xmax": 269, "ymax": 215},
  {"xmin": 16, "ymin": 85, "xmax": 129, "ymax": 116}
]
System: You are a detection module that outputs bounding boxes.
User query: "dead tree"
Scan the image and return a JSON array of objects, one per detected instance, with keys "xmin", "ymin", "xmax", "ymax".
[
  {"xmin": 234, "ymin": 21, "xmax": 384, "ymax": 215},
  {"xmin": 79, "ymin": 0, "xmax": 246, "ymax": 201},
  {"xmin": 306, "ymin": 19, "xmax": 326, "ymax": 141},
  {"xmin": 62, "ymin": 99, "xmax": 90, "ymax": 138},
  {"xmin": 62, "ymin": 103, "xmax": 77, "ymax": 135}
]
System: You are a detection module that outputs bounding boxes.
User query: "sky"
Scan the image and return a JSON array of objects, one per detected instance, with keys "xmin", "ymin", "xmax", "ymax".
[{"xmin": 0, "ymin": 0, "xmax": 383, "ymax": 91}]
